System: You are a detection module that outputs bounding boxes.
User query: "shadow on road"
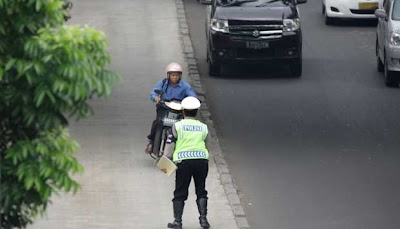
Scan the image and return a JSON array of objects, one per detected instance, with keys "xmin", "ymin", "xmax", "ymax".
[
  {"xmin": 327, "ymin": 18, "xmax": 378, "ymax": 27},
  {"xmin": 214, "ymin": 62, "xmax": 299, "ymax": 80}
]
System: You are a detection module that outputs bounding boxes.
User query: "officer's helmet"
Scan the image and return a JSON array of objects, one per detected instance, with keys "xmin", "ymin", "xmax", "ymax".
[{"xmin": 181, "ymin": 96, "xmax": 201, "ymax": 110}]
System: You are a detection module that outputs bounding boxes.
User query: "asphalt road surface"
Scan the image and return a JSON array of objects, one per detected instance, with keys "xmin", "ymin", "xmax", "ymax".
[{"xmin": 183, "ymin": 1, "xmax": 400, "ymax": 229}]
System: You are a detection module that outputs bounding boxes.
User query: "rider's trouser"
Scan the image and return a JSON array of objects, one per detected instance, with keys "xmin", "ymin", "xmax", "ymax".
[
  {"xmin": 173, "ymin": 159, "xmax": 209, "ymax": 202},
  {"xmin": 147, "ymin": 107, "xmax": 164, "ymax": 142}
]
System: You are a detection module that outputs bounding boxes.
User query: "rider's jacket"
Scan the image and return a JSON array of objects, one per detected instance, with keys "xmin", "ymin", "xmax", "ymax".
[
  {"xmin": 171, "ymin": 118, "xmax": 209, "ymax": 162},
  {"xmin": 150, "ymin": 78, "xmax": 197, "ymax": 102}
]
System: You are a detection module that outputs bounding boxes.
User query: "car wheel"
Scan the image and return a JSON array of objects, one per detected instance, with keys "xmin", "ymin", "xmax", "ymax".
[
  {"xmin": 209, "ymin": 61, "xmax": 221, "ymax": 76},
  {"xmin": 376, "ymin": 40, "xmax": 384, "ymax": 73},
  {"xmin": 384, "ymin": 57, "xmax": 398, "ymax": 87},
  {"xmin": 207, "ymin": 47, "xmax": 221, "ymax": 76},
  {"xmin": 290, "ymin": 58, "xmax": 302, "ymax": 77},
  {"xmin": 324, "ymin": 6, "xmax": 334, "ymax": 25}
]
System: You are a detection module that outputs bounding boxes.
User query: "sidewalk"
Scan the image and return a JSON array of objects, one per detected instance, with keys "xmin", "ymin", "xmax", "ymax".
[{"xmin": 30, "ymin": 0, "xmax": 237, "ymax": 228}]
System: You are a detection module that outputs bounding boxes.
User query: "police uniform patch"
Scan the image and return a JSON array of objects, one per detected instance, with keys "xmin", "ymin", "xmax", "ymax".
[
  {"xmin": 177, "ymin": 151, "xmax": 207, "ymax": 160},
  {"xmin": 183, "ymin": 125, "xmax": 203, "ymax": 132}
]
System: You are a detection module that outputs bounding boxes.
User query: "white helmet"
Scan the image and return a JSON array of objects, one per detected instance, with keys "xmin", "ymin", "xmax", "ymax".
[{"xmin": 181, "ymin": 96, "xmax": 201, "ymax": 110}]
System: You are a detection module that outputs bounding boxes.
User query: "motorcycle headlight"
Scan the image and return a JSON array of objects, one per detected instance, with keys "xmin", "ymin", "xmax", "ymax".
[
  {"xmin": 283, "ymin": 19, "xmax": 300, "ymax": 32},
  {"xmin": 211, "ymin": 19, "xmax": 229, "ymax": 33},
  {"xmin": 390, "ymin": 32, "xmax": 400, "ymax": 46}
]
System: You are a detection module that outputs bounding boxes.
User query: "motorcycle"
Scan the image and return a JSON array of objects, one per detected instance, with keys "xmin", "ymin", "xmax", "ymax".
[{"xmin": 151, "ymin": 90, "xmax": 184, "ymax": 159}]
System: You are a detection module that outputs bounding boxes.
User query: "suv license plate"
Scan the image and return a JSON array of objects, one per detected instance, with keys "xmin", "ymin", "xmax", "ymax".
[{"xmin": 246, "ymin": 41, "xmax": 269, "ymax": 49}]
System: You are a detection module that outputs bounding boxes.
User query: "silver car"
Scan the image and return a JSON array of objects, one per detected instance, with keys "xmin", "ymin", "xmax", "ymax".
[{"xmin": 375, "ymin": 0, "xmax": 400, "ymax": 87}]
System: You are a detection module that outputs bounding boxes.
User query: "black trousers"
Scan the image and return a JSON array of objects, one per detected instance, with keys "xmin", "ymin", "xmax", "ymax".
[
  {"xmin": 147, "ymin": 107, "xmax": 164, "ymax": 142},
  {"xmin": 173, "ymin": 159, "xmax": 209, "ymax": 202}
]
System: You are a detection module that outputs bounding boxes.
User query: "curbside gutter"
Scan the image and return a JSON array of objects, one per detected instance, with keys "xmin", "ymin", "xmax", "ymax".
[{"xmin": 174, "ymin": 1, "xmax": 250, "ymax": 228}]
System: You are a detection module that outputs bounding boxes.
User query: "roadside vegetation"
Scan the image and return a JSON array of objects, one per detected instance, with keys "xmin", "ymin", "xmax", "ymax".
[{"xmin": 0, "ymin": 0, "xmax": 120, "ymax": 228}]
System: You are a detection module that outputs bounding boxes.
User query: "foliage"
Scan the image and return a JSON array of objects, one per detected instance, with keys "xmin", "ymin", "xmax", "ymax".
[{"xmin": 0, "ymin": 0, "xmax": 119, "ymax": 228}]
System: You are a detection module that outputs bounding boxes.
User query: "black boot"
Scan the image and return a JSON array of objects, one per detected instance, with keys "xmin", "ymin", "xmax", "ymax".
[
  {"xmin": 196, "ymin": 198, "xmax": 210, "ymax": 228},
  {"xmin": 168, "ymin": 201, "xmax": 184, "ymax": 229}
]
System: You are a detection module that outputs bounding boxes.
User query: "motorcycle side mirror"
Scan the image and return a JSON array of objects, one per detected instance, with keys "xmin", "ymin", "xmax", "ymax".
[
  {"xmin": 375, "ymin": 9, "xmax": 387, "ymax": 20},
  {"xmin": 154, "ymin": 89, "xmax": 163, "ymax": 95}
]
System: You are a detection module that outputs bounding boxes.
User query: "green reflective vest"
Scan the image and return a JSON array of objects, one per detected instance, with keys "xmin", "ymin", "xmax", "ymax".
[{"xmin": 173, "ymin": 118, "xmax": 209, "ymax": 162}]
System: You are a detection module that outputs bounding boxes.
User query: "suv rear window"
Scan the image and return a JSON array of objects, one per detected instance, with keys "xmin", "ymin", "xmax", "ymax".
[
  {"xmin": 393, "ymin": 0, "xmax": 400, "ymax": 20},
  {"xmin": 217, "ymin": 0, "xmax": 291, "ymax": 7}
]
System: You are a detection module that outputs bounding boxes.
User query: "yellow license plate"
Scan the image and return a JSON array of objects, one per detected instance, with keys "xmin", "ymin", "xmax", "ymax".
[{"xmin": 358, "ymin": 2, "xmax": 378, "ymax": 10}]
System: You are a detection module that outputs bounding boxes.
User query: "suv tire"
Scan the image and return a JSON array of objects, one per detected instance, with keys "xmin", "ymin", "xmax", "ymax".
[
  {"xmin": 209, "ymin": 61, "xmax": 221, "ymax": 76},
  {"xmin": 207, "ymin": 48, "xmax": 221, "ymax": 76},
  {"xmin": 384, "ymin": 57, "xmax": 398, "ymax": 87},
  {"xmin": 376, "ymin": 39, "xmax": 384, "ymax": 72},
  {"xmin": 290, "ymin": 58, "xmax": 302, "ymax": 77},
  {"xmin": 377, "ymin": 57, "xmax": 384, "ymax": 73},
  {"xmin": 323, "ymin": 6, "xmax": 334, "ymax": 25}
]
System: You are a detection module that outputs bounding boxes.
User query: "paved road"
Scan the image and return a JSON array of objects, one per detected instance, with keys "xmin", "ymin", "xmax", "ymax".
[
  {"xmin": 183, "ymin": 1, "xmax": 400, "ymax": 229},
  {"xmin": 29, "ymin": 0, "xmax": 237, "ymax": 228}
]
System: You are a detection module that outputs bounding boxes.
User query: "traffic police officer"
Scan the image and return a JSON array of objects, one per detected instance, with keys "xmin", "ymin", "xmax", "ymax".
[{"xmin": 163, "ymin": 96, "xmax": 210, "ymax": 229}]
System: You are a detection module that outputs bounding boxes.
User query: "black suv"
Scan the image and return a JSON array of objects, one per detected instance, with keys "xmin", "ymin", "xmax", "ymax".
[{"xmin": 202, "ymin": 0, "xmax": 307, "ymax": 76}]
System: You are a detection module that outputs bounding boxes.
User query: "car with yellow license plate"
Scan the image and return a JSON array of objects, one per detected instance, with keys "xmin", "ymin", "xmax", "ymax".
[{"xmin": 322, "ymin": 0, "xmax": 383, "ymax": 24}]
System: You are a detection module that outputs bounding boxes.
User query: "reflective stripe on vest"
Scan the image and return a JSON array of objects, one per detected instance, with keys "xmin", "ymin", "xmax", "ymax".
[{"xmin": 173, "ymin": 119, "xmax": 209, "ymax": 162}]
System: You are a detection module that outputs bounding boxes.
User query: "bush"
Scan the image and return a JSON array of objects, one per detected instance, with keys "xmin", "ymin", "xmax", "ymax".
[{"xmin": 0, "ymin": 0, "xmax": 119, "ymax": 228}]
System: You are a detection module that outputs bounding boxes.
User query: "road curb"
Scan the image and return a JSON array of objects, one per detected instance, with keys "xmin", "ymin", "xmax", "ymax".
[{"xmin": 174, "ymin": 1, "xmax": 250, "ymax": 228}]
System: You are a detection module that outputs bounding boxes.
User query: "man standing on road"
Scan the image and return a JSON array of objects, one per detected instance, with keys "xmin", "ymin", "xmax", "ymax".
[{"xmin": 163, "ymin": 96, "xmax": 211, "ymax": 229}]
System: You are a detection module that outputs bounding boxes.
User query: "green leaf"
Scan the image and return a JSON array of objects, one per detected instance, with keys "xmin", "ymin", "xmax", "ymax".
[
  {"xmin": 43, "ymin": 187, "xmax": 51, "ymax": 199},
  {"xmin": 35, "ymin": 91, "xmax": 46, "ymax": 107},
  {"xmin": 44, "ymin": 168, "xmax": 52, "ymax": 178},
  {"xmin": 72, "ymin": 181, "xmax": 80, "ymax": 195},
  {"xmin": 0, "ymin": 67, "xmax": 3, "ymax": 81},
  {"xmin": 34, "ymin": 178, "xmax": 42, "ymax": 192},
  {"xmin": 36, "ymin": 0, "xmax": 42, "ymax": 11},
  {"xmin": 25, "ymin": 72, "xmax": 33, "ymax": 84},
  {"xmin": 12, "ymin": 154, "xmax": 18, "ymax": 165},
  {"xmin": 23, "ymin": 62, "xmax": 33, "ymax": 73},
  {"xmin": 4, "ymin": 195, "xmax": 10, "ymax": 211},
  {"xmin": 34, "ymin": 62, "xmax": 44, "ymax": 75},
  {"xmin": 46, "ymin": 91, "xmax": 56, "ymax": 104},
  {"xmin": 25, "ymin": 177, "xmax": 34, "ymax": 190},
  {"xmin": 15, "ymin": 59, "xmax": 23, "ymax": 73},
  {"xmin": 74, "ymin": 87, "xmax": 80, "ymax": 100},
  {"xmin": 64, "ymin": 177, "xmax": 72, "ymax": 192},
  {"xmin": 0, "ymin": 24, "xmax": 5, "ymax": 35},
  {"xmin": 104, "ymin": 81, "xmax": 111, "ymax": 97},
  {"xmin": 17, "ymin": 166, "xmax": 25, "ymax": 181},
  {"xmin": 42, "ymin": 55, "xmax": 52, "ymax": 63},
  {"xmin": 22, "ymin": 146, "xmax": 28, "ymax": 159},
  {"xmin": 5, "ymin": 58, "xmax": 16, "ymax": 70},
  {"xmin": 26, "ymin": 114, "xmax": 35, "ymax": 126}
]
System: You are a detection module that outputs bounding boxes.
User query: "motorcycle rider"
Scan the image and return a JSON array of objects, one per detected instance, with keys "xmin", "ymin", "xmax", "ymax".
[
  {"xmin": 145, "ymin": 63, "xmax": 197, "ymax": 154},
  {"xmin": 162, "ymin": 96, "xmax": 211, "ymax": 229}
]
